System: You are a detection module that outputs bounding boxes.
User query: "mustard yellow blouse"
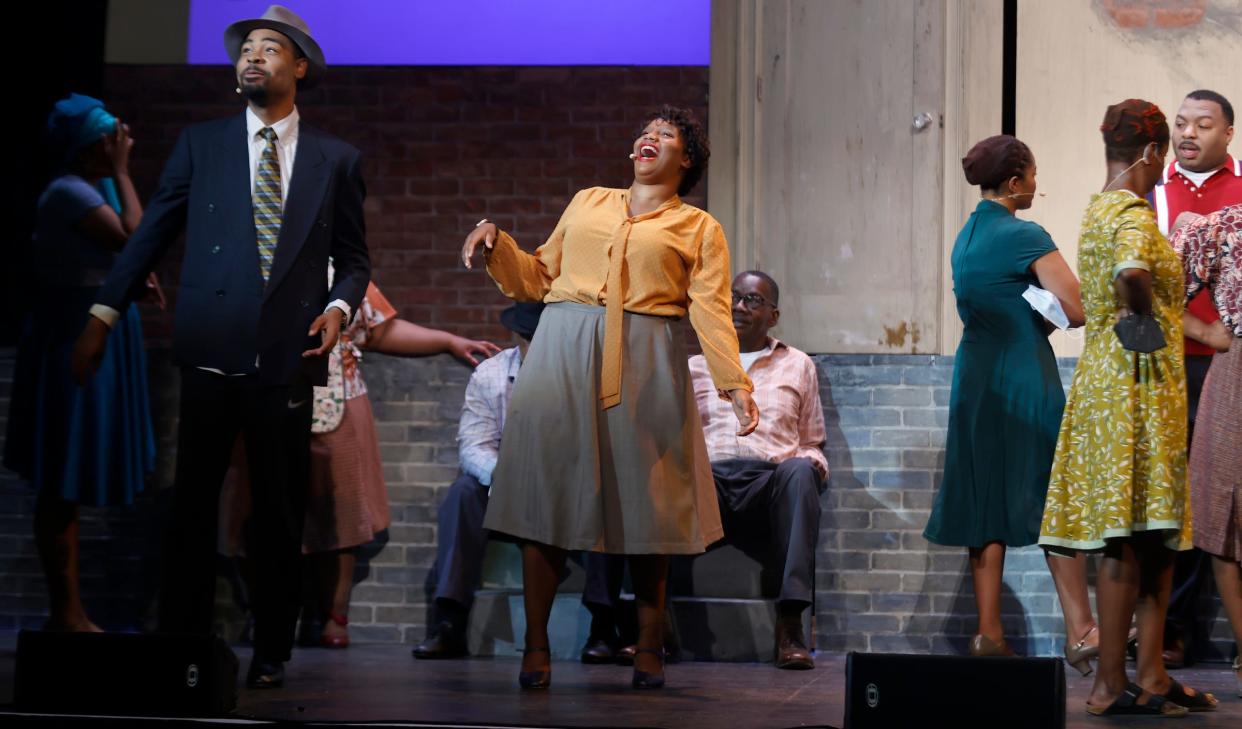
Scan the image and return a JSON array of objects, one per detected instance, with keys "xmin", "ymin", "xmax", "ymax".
[{"xmin": 485, "ymin": 186, "xmax": 752, "ymax": 407}]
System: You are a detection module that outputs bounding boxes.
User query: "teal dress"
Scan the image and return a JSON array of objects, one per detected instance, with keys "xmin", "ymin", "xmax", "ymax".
[{"xmin": 924, "ymin": 200, "xmax": 1064, "ymax": 548}]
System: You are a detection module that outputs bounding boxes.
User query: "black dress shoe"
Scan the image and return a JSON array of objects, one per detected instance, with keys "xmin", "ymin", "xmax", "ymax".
[
  {"xmin": 775, "ymin": 621, "xmax": 814, "ymax": 670},
  {"xmin": 412, "ymin": 625, "xmax": 467, "ymax": 660},
  {"xmin": 580, "ymin": 637, "xmax": 618, "ymax": 664},
  {"xmin": 246, "ymin": 658, "xmax": 285, "ymax": 689},
  {"xmin": 616, "ymin": 644, "xmax": 637, "ymax": 666}
]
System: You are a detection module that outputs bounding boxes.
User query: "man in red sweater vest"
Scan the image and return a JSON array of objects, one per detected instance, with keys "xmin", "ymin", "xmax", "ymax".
[{"xmin": 1153, "ymin": 89, "xmax": 1239, "ymax": 669}]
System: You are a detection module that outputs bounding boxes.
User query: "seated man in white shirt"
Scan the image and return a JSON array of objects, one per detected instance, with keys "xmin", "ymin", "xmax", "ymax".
[
  {"xmin": 413, "ymin": 303, "xmax": 625, "ymax": 661},
  {"xmin": 688, "ymin": 271, "xmax": 828, "ymax": 670}
]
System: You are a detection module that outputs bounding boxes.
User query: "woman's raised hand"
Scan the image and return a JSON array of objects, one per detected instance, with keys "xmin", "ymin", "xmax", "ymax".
[
  {"xmin": 103, "ymin": 120, "xmax": 133, "ymax": 175},
  {"xmin": 729, "ymin": 388, "xmax": 760, "ymax": 437},
  {"xmin": 461, "ymin": 221, "xmax": 499, "ymax": 269}
]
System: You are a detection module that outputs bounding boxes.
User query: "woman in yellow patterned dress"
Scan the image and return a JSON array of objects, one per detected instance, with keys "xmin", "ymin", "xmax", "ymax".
[{"xmin": 1039, "ymin": 100, "xmax": 1215, "ymax": 717}]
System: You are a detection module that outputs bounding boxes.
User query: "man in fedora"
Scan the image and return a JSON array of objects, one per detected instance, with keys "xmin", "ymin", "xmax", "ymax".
[{"xmin": 72, "ymin": 5, "xmax": 370, "ymax": 688}]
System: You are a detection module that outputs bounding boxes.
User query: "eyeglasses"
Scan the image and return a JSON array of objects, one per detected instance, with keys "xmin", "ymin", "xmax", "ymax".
[{"xmin": 731, "ymin": 291, "xmax": 773, "ymax": 310}]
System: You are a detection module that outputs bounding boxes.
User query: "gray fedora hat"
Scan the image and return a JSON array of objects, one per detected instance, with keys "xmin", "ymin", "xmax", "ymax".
[{"xmin": 224, "ymin": 5, "xmax": 326, "ymax": 89}]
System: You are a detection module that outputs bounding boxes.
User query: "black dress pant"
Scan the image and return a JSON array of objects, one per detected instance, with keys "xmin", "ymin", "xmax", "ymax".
[
  {"xmin": 430, "ymin": 472, "xmax": 624, "ymax": 620},
  {"xmin": 712, "ymin": 457, "xmax": 824, "ymax": 607},
  {"xmin": 1166, "ymin": 354, "xmax": 1215, "ymax": 643},
  {"xmin": 158, "ymin": 367, "xmax": 311, "ymax": 663}
]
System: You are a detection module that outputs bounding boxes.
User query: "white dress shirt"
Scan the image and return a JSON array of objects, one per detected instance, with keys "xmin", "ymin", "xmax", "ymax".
[{"xmin": 457, "ymin": 346, "xmax": 523, "ymax": 488}]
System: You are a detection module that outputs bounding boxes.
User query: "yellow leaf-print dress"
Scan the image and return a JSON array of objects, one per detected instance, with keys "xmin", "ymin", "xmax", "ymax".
[{"xmin": 1039, "ymin": 190, "xmax": 1190, "ymax": 552}]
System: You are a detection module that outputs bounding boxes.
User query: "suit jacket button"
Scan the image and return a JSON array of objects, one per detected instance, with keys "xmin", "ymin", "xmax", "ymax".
[
  {"xmin": 208, "ymin": 203, "xmax": 216, "ymax": 213},
  {"xmin": 216, "ymin": 289, "xmax": 226, "ymax": 297},
  {"xmin": 211, "ymin": 245, "xmax": 221, "ymax": 254},
  {"xmin": 300, "ymin": 300, "xmax": 309, "ymax": 308},
  {"xmin": 317, "ymin": 219, "xmax": 327, "ymax": 228}
]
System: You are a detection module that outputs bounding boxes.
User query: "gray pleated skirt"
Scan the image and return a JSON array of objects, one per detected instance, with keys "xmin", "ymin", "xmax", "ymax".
[{"xmin": 483, "ymin": 301, "xmax": 724, "ymax": 554}]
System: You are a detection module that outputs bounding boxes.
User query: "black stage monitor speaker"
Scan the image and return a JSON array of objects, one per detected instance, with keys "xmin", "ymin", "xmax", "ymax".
[
  {"xmin": 845, "ymin": 651, "xmax": 1065, "ymax": 729},
  {"xmin": 14, "ymin": 630, "xmax": 238, "ymax": 716}
]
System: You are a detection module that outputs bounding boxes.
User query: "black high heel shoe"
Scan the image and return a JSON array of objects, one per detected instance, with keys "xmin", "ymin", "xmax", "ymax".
[
  {"xmin": 631, "ymin": 647, "xmax": 665, "ymax": 689},
  {"xmin": 519, "ymin": 646, "xmax": 551, "ymax": 690}
]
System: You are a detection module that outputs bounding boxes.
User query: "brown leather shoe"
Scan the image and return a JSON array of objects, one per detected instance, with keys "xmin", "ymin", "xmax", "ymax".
[
  {"xmin": 1162, "ymin": 638, "xmax": 1186, "ymax": 670},
  {"xmin": 775, "ymin": 621, "xmax": 814, "ymax": 670},
  {"xmin": 580, "ymin": 637, "xmax": 617, "ymax": 664},
  {"xmin": 968, "ymin": 634, "xmax": 1015, "ymax": 657}
]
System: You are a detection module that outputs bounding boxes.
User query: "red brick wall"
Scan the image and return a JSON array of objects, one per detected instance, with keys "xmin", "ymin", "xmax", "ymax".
[{"xmin": 103, "ymin": 66, "xmax": 709, "ymax": 345}]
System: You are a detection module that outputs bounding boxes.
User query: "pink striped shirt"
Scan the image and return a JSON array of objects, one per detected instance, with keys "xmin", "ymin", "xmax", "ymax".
[{"xmin": 688, "ymin": 338, "xmax": 829, "ymax": 479}]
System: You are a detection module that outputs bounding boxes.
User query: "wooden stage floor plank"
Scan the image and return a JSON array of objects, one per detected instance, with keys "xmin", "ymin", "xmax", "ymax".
[{"xmin": 2, "ymin": 641, "xmax": 1241, "ymax": 727}]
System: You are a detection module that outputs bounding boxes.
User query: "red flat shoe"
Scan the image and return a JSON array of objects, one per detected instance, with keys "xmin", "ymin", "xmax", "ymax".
[{"xmin": 320, "ymin": 612, "xmax": 350, "ymax": 649}]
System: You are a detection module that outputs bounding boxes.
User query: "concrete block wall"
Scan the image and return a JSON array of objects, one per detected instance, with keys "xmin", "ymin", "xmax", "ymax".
[{"xmin": 0, "ymin": 349, "xmax": 1230, "ymax": 660}]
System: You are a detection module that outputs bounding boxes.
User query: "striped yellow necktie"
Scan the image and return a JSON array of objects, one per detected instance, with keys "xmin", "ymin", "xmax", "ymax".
[{"xmin": 253, "ymin": 127, "xmax": 282, "ymax": 281}]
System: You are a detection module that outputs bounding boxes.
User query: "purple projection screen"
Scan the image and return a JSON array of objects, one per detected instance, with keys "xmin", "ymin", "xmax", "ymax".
[{"xmin": 188, "ymin": 0, "xmax": 711, "ymax": 66}]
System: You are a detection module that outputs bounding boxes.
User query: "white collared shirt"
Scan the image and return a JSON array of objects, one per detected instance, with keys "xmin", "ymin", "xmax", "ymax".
[{"xmin": 245, "ymin": 106, "xmax": 299, "ymax": 206}]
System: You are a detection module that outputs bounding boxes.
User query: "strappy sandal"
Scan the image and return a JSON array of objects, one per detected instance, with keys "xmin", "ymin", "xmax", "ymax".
[
  {"xmin": 519, "ymin": 646, "xmax": 551, "ymax": 690},
  {"xmin": 1085, "ymin": 682, "xmax": 1188, "ymax": 718},
  {"xmin": 320, "ymin": 612, "xmax": 350, "ymax": 649},
  {"xmin": 1158, "ymin": 678, "xmax": 1218, "ymax": 712}
]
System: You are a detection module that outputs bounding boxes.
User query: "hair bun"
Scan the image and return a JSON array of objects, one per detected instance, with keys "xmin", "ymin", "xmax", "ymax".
[{"xmin": 961, "ymin": 135, "xmax": 1033, "ymax": 189}]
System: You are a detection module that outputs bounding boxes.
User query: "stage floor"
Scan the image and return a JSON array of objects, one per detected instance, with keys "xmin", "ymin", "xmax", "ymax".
[{"xmin": 3, "ymin": 642, "xmax": 1241, "ymax": 727}]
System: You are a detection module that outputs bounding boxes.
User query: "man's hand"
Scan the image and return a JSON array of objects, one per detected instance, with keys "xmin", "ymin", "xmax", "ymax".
[
  {"xmin": 144, "ymin": 272, "xmax": 167, "ymax": 310},
  {"xmin": 1171, "ymin": 210, "xmax": 1205, "ymax": 236},
  {"xmin": 449, "ymin": 336, "xmax": 502, "ymax": 366},
  {"xmin": 303, "ymin": 308, "xmax": 345, "ymax": 357},
  {"xmin": 729, "ymin": 388, "xmax": 760, "ymax": 437},
  {"xmin": 72, "ymin": 317, "xmax": 111, "ymax": 385}
]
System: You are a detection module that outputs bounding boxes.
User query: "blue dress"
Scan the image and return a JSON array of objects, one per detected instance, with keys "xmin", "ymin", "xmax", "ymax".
[
  {"xmin": 923, "ymin": 200, "xmax": 1065, "ymax": 548},
  {"xmin": 3, "ymin": 175, "xmax": 155, "ymax": 506}
]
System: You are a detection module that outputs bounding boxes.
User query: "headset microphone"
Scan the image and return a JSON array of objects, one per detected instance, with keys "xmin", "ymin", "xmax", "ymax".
[{"xmin": 629, "ymin": 153, "xmax": 637, "ymax": 160}]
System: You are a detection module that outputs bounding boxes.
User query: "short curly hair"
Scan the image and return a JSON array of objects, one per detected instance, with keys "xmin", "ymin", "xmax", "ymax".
[{"xmin": 637, "ymin": 105, "xmax": 710, "ymax": 196}]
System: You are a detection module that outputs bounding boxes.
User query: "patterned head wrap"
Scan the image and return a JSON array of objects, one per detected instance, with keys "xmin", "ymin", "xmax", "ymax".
[{"xmin": 1100, "ymin": 99, "xmax": 1169, "ymax": 150}]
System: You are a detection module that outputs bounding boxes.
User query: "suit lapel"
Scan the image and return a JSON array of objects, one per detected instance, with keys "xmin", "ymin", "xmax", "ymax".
[
  {"xmin": 223, "ymin": 114, "xmax": 259, "ymax": 257},
  {"xmin": 266, "ymin": 124, "xmax": 329, "ymax": 300}
]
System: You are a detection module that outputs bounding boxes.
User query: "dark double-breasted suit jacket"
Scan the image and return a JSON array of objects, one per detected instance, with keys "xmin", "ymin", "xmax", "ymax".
[{"xmin": 98, "ymin": 111, "xmax": 370, "ymax": 383}]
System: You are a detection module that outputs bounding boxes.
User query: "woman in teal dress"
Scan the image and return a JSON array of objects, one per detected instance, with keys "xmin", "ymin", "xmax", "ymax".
[
  {"xmin": 924, "ymin": 135, "xmax": 1086, "ymax": 658},
  {"xmin": 4, "ymin": 94, "xmax": 158, "ymax": 631}
]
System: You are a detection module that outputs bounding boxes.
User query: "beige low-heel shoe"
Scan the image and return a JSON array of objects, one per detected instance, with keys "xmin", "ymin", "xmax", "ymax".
[
  {"xmin": 1232, "ymin": 656, "xmax": 1241, "ymax": 698},
  {"xmin": 969, "ymin": 634, "xmax": 1015, "ymax": 657},
  {"xmin": 1064, "ymin": 625, "xmax": 1099, "ymax": 676}
]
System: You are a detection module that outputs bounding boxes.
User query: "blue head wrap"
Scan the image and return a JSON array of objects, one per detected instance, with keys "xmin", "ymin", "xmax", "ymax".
[{"xmin": 46, "ymin": 93, "xmax": 121, "ymax": 213}]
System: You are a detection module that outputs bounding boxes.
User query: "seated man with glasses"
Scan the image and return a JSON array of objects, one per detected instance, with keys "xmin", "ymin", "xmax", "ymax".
[{"xmin": 688, "ymin": 270, "xmax": 828, "ymax": 669}]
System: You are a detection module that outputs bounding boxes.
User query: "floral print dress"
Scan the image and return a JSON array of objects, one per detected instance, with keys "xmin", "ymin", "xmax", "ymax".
[{"xmin": 1039, "ymin": 191, "xmax": 1190, "ymax": 552}]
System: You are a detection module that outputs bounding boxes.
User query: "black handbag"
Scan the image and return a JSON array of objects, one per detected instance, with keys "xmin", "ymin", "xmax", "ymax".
[{"xmin": 1113, "ymin": 313, "xmax": 1167, "ymax": 353}]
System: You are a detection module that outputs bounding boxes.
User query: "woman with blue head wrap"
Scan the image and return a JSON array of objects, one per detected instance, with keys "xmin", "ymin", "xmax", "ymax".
[{"xmin": 3, "ymin": 93, "xmax": 159, "ymax": 632}]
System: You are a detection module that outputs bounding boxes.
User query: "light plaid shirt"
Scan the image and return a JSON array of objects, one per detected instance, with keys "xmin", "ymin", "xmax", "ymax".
[
  {"xmin": 688, "ymin": 338, "xmax": 828, "ymax": 480},
  {"xmin": 456, "ymin": 346, "xmax": 523, "ymax": 487}
]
